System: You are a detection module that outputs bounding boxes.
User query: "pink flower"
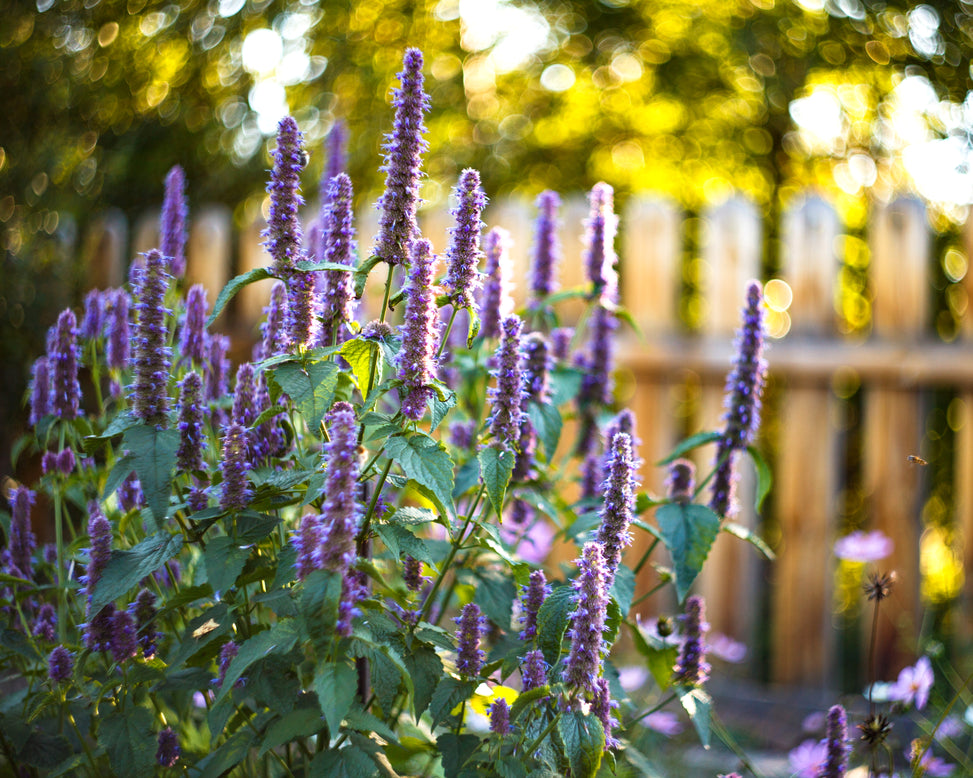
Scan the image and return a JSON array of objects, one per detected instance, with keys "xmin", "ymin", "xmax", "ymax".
[
  {"xmin": 834, "ymin": 530, "xmax": 893, "ymax": 562},
  {"xmin": 889, "ymin": 656, "xmax": 933, "ymax": 710},
  {"xmin": 916, "ymin": 752, "xmax": 955, "ymax": 777},
  {"xmin": 617, "ymin": 666, "xmax": 650, "ymax": 692},
  {"xmin": 788, "ymin": 739, "xmax": 827, "ymax": 778},
  {"xmin": 501, "ymin": 518, "xmax": 554, "ymax": 565},
  {"xmin": 641, "ymin": 711, "xmax": 683, "ymax": 737},
  {"xmin": 707, "ymin": 633, "xmax": 747, "ymax": 663}
]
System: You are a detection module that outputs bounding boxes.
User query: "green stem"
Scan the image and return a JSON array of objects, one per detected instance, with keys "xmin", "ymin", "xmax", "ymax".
[
  {"xmin": 710, "ymin": 709, "xmax": 766, "ymax": 778},
  {"xmin": 379, "ymin": 263, "xmax": 395, "ymax": 324},
  {"xmin": 624, "ymin": 692, "xmax": 677, "ymax": 728},
  {"xmin": 522, "ymin": 713, "xmax": 560, "ymax": 757},
  {"xmin": 437, "ymin": 306, "xmax": 460, "ymax": 359},
  {"xmin": 357, "ymin": 458, "xmax": 393, "ymax": 548},
  {"xmin": 632, "ymin": 537, "xmax": 660, "ymax": 576},
  {"xmin": 631, "ymin": 579, "xmax": 667, "ymax": 608}
]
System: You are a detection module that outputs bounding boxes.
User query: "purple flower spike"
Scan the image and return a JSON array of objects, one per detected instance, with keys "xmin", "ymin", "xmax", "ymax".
[
  {"xmin": 490, "ymin": 698, "xmax": 511, "ymax": 735},
  {"xmin": 293, "ymin": 514, "xmax": 323, "ymax": 581},
  {"xmin": 522, "ymin": 334, "xmax": 552, "ymax": 403},
  {"xmin": 288, "ymin": 267, "xmax": 315, "ymax": 349},
  {"xmin": 130, "ymin": 588, "xmax": 161, "ymax": 657},
  {"xmin": 48, "ymin": 646, "xmax": 74, "ymax": 684},
  {"xmin": 596, "ymin": 431, "xmax": 637, "ymax": 588},
  {"xmin": 318, "ymin": 402, "xmax": 361, "ymax": 574},
  {"xmin": 667, "ymin": 458, "xmax": 696, "ymax": 505},
  {"xmin": 257, "ymin": 282, "xmax": 288, "ymax": 360},
  {"xmin": 217, "ymin": 641, "xmax": 238, "ymax": 687},
  {"xmin": 205, "ymin": 334, "xmax": 231, "ymax": 404},
  {"xmin": 156, "ymin": 726, "xmax": 181, "ymax": 768},
  {"xmin": 519, "ymin": 569, "xmax": 551, "ymax": 642},
  {"xmin": 479, "ymin": 227, "xmax": 514, "ymax": 339},
  {"xmin": 674, "ymin": 595, "xmax": 710, "ymax": 687},
  {"xmin": 263, "ymin": 117, "xmax": 305, "ymax": 276},
  {"xmin": 454, "ymin": 602, "xmax": 485, "ymax": 679},
  {"xmin": 177, "ymin": 371, "xmax": 205, "ymax": 472},
  {"xmin": 583, "ymin": 183, "xmax": 618, "ymax": 294},
  {"xmin": 29, "ymin": 356, "xmax": 51, "ymax": 425},
  {"xmin": 710, "ymin": 282, "xmax": 767, "ymax": 518},
  {"xmin": 403, "ymin": 555, "xmax": 425, "ymax": 592},
  {"xmin": 337, "ymin": 569, "xmax": 366, "ymax": 637},
  {"xmin": 317, "ymin": 173, "xmax": 357, "ymax": 348},
  {"xmin": 488, "ymin": 315, "xmax": 525, "ymax": 447},
  {"xmin": 132, "ymin": 249, "xmax": 172, "ymax": 427},
  {"xmin": 49, "ymin": 308, "xmax": 81, "ymax": 420},
  {"xmin": 84, "ymin": 603, "xmax": 116, "ymax": 652},
  {"xmin": 444, "ymin": 168, "xmax": 487, "ymax": 311},
  {"xmin": 33, "ymin": 603, "xmax": 57, "ymax": 642},
  {"xmin": 563, "ymin": 543, "xmax": 609, "ymax": 698},
  {"xmin": 219, "ymin": 422, "xmax": 252, "ymax": 512},
  {"xmin": 109, "ymin": 607, "xmax": 137, "ymax": 663},
  {"xmin": 231, "ymin": 363, "xmax": 258, "ymax": 431},
  {"xmin": 83, "ymin": 502, "xmax": 112, "ymax": 603},
  {"xmin": 374, "ymin": 48, "xmax": 430, "ymax": 267},
  {"xmin": 580, "ymin": 304, "xmax": 618, "ymax": 409},
  {"xmin": 397, "ymin": 239, "xmax": 440, "ymax": 421},
  {"xmin": 580, "ymin": 450, "xmax": 603, "ymax": 502},
  {"xmin": 180, "ymin": 285, "xmax": 208, "ymax": 366},
  {"xmin": 56, "ymin": 448, "xmax": 75, "ymax": 475},
  {"xmin": 324, "ymin": 121, "xmax": 347, "ymax": 191},
  {"xmin": 605, "ymin": 409, "xmax": 642, "ymax": 468},
  {"xmin": 822, "ymin": 704, "xmax": 849, "ymax": 778},
  {"xmin": 81, "ymin": 289, "xmax": 104, "ymax": 340},
  {"xmin": 160, "ymin": 165, "xmax": 188, "ymax": 277},
  {"xmin": 521, "ymin": 649, "xmax": 547, "ymax": 691},
  {"xmin": 592, "ymin": 677, "xmax": 621, "ymax": 750},
  {"xmin": 529, "ymin": 191, "xmax": 561, "ymax": 304},
  {"xmin": 550, "ymin": 327, "xmax": 573, "ymax": 362},
  {"xmin": 8, "ymin": 487, "xmax": 36, "ymax": 579},
  {"xmin": 105, "ymin": 289, "xmax": 130, "ymax": 370},
  {"xmin": 118, "ymin": 471, "xmax": 145, "ymax": 513}
]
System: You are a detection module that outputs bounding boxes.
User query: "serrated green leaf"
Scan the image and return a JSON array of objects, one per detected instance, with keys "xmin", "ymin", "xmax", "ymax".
[
  {"xmin": 438, "ymin": 733, "xmax": 480, "ymax": 778},
  {"xmin": 89, "ymin": 532, "xmax": 183, "ymax": 613},
  {"xmin": 310, "ymin": 743, "xmax": 377, "ymax": 778},
  {"xmin": 259, "ymin": 705, "xmax": 324, "ymax": 757},
  {"xmin": 430, "ymin": 677, "xmax": 476, "ymax": 729},
  {"xmin": 204, "ymin": 536, "xmax": 251, "ymax": 593},
  {"xmin": 656, "ymin": 503, "xmax": 721, "ymax": 603},
  {"xmin": 385, "ymin": 433, "xmax": 456, "ymax": 520},
  {"xmin": 297, "ymin": 259, "xmax": 359, "ymax": 273},
  {"xmin": 376, "ymin": 523, "xmax": 436, "ymax": 566},
  {"xmin": 269, "ymin": 359, "xmax": 340, "ymax": 430},
  {"xmin": 477, "ymin": 445, "xmax": 515, "ymax": 518},
  {"xmin": 353, "ymin": 254, "xmax": 383, "ymax": 299},
  {"xmin": 656, "ymin": 431, "xmax": 722, "ymax": 465},
  {"xmin": 215, "ymin": 620, "xmax": 301, "ymax": 704},
  {"xmin": 99, "ymin": 706, "xmax": 155, "ymax": 778},
  {"xmin": 102, "ymin": 453, "xmax": 135, "ymax": 500},
  {"xmin": 536, "ymin": 585, "xmax": 575, "ymax": 666},
  {"xmin": 196, "ymin": 730, "xmax": 252, "ymax": 778},
  {"xmin": 626, "ymin": 621, "xmax": 678, "ymax": 692},
  {"xmin": 388, "ymin": 506, "xmax": 437, "ymax": 526},
  {"xmin": 315, "ymin": 661, "xmax": 357, "ymax": 737},
  {"xmin": 472, "ymin": 568, "xmax": 516, "ymax": 630},
  {"xmin": 746, "ymin": 444, "xmax": 773, "ymax": 512},
  {"xmin": 557, "ymin": 712, "xmax": 605, "ymax": 778},
  {"xmin": 634, "ymin": 492, "xmax": 663, "ymax": 516},
  {"xmin": 509, "ymin": 685, "xmax": 551, "ymax": 723},
  {"xmin": 677, "ymin": 686, "xmax": 712, "ymax": 748},
  {"xmin": 610, "ymin": 564, "xmax": 635, "ymax": 617},
  {"xmin": 340, "ymin": 337, "xmax": 380, "ymax": 394},
  {"xmin": 528, "ymin": 402, "xmax": 562, "ymax": 462},
  {"xmin": 345, "ymin": 707, "xmax": 399, "ymax": 744},
  {"xmin": 207, "ymin": 267, "xmax": 273, "ymax": 327},
  {"xmin": 406, "ymin": 644, "xmax": 443, "ymax": 720},
  {"xmin": 302, "ymin": 569, "xmax": 343, "ymax": 656},
  {"xmin": 430, "ymin": 391, "xmax": 457, "ymax": 433},
  {"xmin": 122, "ymin": 425, "xmax": 180, "ymax": 527},
  {"xmin": 549, "ymin": 367, "xmax": 583, "ymax": 406},
  {"xmin": 722, "ymin": 520, "xmax": 775, "ymax": 560}
]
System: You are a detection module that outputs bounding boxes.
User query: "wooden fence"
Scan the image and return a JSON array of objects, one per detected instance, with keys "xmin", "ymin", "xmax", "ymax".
[{"xmin": 85, "ymin": 191, "xmax": 973, "ymax": 690}]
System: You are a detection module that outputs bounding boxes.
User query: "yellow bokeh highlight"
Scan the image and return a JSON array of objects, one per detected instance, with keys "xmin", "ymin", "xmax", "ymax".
[
  {"xmin": 920, "ymin": 527, "xmax": 964, "ymax": 605},
  {"xmin": 467, "ymin": 684, "xmax": 519, "ymax": 718}
]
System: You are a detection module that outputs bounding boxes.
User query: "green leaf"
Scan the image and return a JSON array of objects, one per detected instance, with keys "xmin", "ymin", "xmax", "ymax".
[
  {"xmin": 376, "ymin": 523, "xmax": 436, "ymax": 566},
  {"xmin": 438, "ymin": 733, "xmax": 480, "ymax": 778},
  {"xmin": 472, "ymin": 567, "xmax": 517, "ymax": 630},
  {"xmin": 340, "ymin": 337, "xmax": 380, "ymax": 394},
  {"xmin": 477, "ymin": 445, "xmax": 515, "ymax": 518},
  {"xmin": 746, "ymin": 444, "xmax": 773, "ymax": 512},
  {"xmin": 536, "ymin": 585, "xmax": 575, "ymax": 666},
  {"xmin": 215, "ymin": 620, "xmax": 302, "ymax": 704},
  {"xmin": 195, "ymin": 730, "xmax": 252, "ymax": 778},
  {"xmin": 635, "ymin": 492, "xmax": 664, "ymax": 516},
  {"xmin": 610, "ymin": 564, "xmax": 635, "ymax": 617},
  {"xmin": 122, "ymin": 425, "xmax": 180, "ymax": 526},
  {"xmin": 259, "ymin": 705, "xmax": 324, "ymax": 757},
  {"xmin": 722, "ymin": 520, "xmax": 775, "ymax": 560},
  {"xmin": 297, "ymin": 259, "xmax": 360, "ymax": 273},
  {"xmin": 430, "ymin": 677, "xmax": 476, "ymax": 729},
  {"xmin": 385, "ymin": 433, "xmax": 456, "ymax": 520},
  {"xmin": 557, "ymin": 712, "xmax": 605, "ymax": 778},
  {"xmin": 102, "ymin": 452, "xmax": 135, "ymax": 500},
  {"xmin": 249, "ymin": 652, "xmax": 302, "ymax": 714},
  {"xmin": 509, "ymin": 685, "xmax": 552, "ymax": 723},
  {"xmin": 16, "ymin": 729, "xmax": 72, "ymax": 770},
  {"xmin": 406, "ymin": 644, "xmax": 443, "ymax": 720},
  {"xmin": 310, "ymin": 743, "xmax": 378, "ymax": 778},
  {"xmin": 90, "ymin": 532, "xmax": 183, "ymax": 613},
  {"xmin": 353, "ymin": 254, "xmax": 383, "ymax": 299},
  {"xmin": 528, "ymin": 402, "xmax": 562, "ymax": 462},
  {"xmin": 99, "ymin": 706, "xmax": 155, "ymax": 778},
  {"xmin": 302, "ymin": 569, "xmax": 343, "ymax": 656},
  {"xmin": 269, "ymin": 359, "xmax": 340, "ymax": 430},
  {"xmin": 315, "ymin": 661, "xmax": 358, "ymax": 737},
  {"xmin": 656, "ymin": 431, "xmax": 721, "ymax": 465},
  {"xmin": 388, "ymin": 506, "xmax": 437, "ymax": 526},
  {"xmin": 204, "ymin": 536, "xmax": 251, "ymax": 594},
  {"xmin": 677, "ymin": 686, "xmax": 712, "ymax": 748},
  {"xmin": 656, "ymin": 503, "xmax": 721, "ymax": 603},
  {"xmin": 549, "ymin": 367, "xmax": 584, "ymax": 406},
  {"xmin": 627, "ymin": 621, "xmax": 678, "ymax": 692},
  {"xmin": 207, "ymin": 267, "xmax": 273, "ymax": 327},
  {"xmin": 234, "ymin": 511, "xmax": 282, "ymax": 543},
  {"xmin": 430, "ymin": 390, "xmax": 457, "ymax": 433}
]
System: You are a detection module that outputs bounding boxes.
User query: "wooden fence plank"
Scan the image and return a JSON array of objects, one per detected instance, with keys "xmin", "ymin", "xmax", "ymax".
[
  {"xmin": 622, "ymin": 197, "xmax": 680, "ymax": 334},
  {"xmin": 186, "ymin": 205, "xmax": 233, "ymax": 308}
]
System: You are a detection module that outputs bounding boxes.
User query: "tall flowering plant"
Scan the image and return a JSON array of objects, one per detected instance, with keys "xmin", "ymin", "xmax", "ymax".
[{"xmin": 0, "ymin": 47, "xmax": 777, "ymax": 778}]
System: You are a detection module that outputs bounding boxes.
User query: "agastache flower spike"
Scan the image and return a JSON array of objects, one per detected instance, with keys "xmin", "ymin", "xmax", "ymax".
[
  {"xmin": 592, "ymin": 677, "xmax": 621, "ymax": 750},
  {"xmin": 160, "ymin": 165, "xmax": 188, "ymax": 277},
  {"xmin": 130, "ymin": 588, "xmax": 161, "ymax": 658},
  {"xmin": 583, "ymin": 182, "xmax": 618, "ymax": 294},
  {"xmin": 8, "ymin": 486, "xmax": 37, "ymax": 579},
  {"xmin": 667, "ymin": 459, "xmax": 696, "ymax": 505},
  {"xmin": 131, "ymin": 249, "xmax": 172, "ymax": 427},
  {"xmin": 563, "ymin": 542, "xmax": 609, "ymax": 698},
  {"xmin": 397, "ymin": 239, "xmax": 440, "ymax": 421},
  {"xmin": 205, "ymin": 334, "xmax": 230, "ymax": 404},
  {"xmin": 822, "ymin": 704, "xmax": 849, "ymax": 778},
  {"xmin": 374, "ymin": 48, "xmax": 430, "ymax": 267},
  {"xmin": 454, "ymin": 602, "xmax": 485, "ymax": 679},
  {"xmin": 105, "ymin": 288, "xmax": 130, "ymax": 370},
  {"xmin": 576, "ymin": 303, "xmax": 618, "ymax": 455},
  {"xmin": 710, "ymin": 281, "xmax": 767, "ymax": 518},
  {"xmin": 443, "ymin": 168, "xmax": 487, "ymax": 311},
  {"xmin": 49, "ymin": 308, "xmax": 81, "ymax": 419},
  {"xmin": 180, "ymin": 284, "xmax": 208, "ymax": 366},
  {"xmin": 48, "ymin": 646, "xmax": 74, "ymax": 684},
  {"xmin": 263, "ymin": 117, "xmax": 305, "ymax": 276},
  {"xmin": 673, "ymin": 595, "xmax": 710, "ymax": 687},
  {"xmin": 521, "ymin": 649, "xmax": 547, "ymax": 691},
  {"xmin": 231, "ymin": 363, "xmax": 258, "ymax": 431},
  {"xmin": 293, "ymin": 514, "xmax": 323, "ymax": 580},
  {"xmin": 219, "ymin": 422, "xmax": 252, "ymax": 512},
  {"xmin": 529, "ymin": 190, "xmax": 561, "ymax": 304},
  {"xmin": 479, "ymin": 227, "xmax": 514, "ymax": 339},
  {"xmin": 490, "ymin": 699, "xmax": 511, "ymax": 735},
  {"xmin": 217, "ymin": 641, "xmax": 238, "ymax": 687},
  {"xmin": 324, "ymin": 120, "xmax": 347, "ymax": 190},
  {"xmin": 596, "ymin": 431, "xmax": 637, "ymax": 588},
  {"xmin": 605, "ymin": 408, "xmax": 642, "ymax": 468},
  {"xmin": 550, "ymin": 327, "xmax": 573, "ymax": 361},
  {"xmin": 288, "ymin": 266, "xmax": 315, "ymax": 348},
  {"xmin": 156, "ymin": 727, "xmax": 181, "ymax": 768},
  {"xmin": 81, "ymin": 289, "xmax": 104, "ymax": 340},
  {"xmin": 257, "ymin": 282, "xmax": 288, "ymax": 360},
  {"xmin": 33, "ymin": 603, "xmax": 57, "ymax": 642},
  {"xmin": 318, "ymin": 402, "xmax": 361, "ymax": 574},
  {"xmin": 177, "ymin": 371, "xmax": 205, "ymax": 472},
  {"xmin": 488, "ymin": 315, "xmax": 525, "ymax": 446},
  {"xmin": 83, "ymin": 502, "xmax": 112, "ymax": 603},
  {"xmin": 29, "ymin": 356, "xmax": 51, "ymax": 425},
  {"xmin": 519, "ymin": 569, "xmax": 551, "ymax": 641},
  {"xmin": 109, "ymin": 608, "xmax": 137, "ymax": 663},
  {"xmin": 317, "ymin": 173, "xmax": 357, "ymax": 348}
]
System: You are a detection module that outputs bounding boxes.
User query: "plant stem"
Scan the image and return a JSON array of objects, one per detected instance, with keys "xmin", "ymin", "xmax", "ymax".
[
  {"xmin": 624, "ymin": 692, "xmax": 676, "ymax": 728},
  {"xmin": 710, "ymin": 709, "xmax": 766, "ymax": 778},
  {"xmin": 522, "ymin": 713, "xmax": 560, "ymax": 757},
  {"xmin": 632, "ymin": 537, "xmax": 660, "ymax": 575},
  {"xmin": 437, "ymin": 306, "xmax": 459, "ymax": 359}
]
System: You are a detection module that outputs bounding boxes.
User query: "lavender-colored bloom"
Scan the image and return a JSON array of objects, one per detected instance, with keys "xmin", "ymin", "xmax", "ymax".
[
  {"xmin": 48, "ymin": 646, "xmax": 73, "ymax": 684},
  {"xmin": 521, "ymin": 649, "xmax": 547, "ymax": 691},
  {"xmin": 180, "ymin": 285, "xmax": 208, "ymax": 366},
  {"xmin": 205, "ymin": 334, "xmax": 231, "ymax": 404},
  {"xmin": 118, "ymin": 472, "xmax": 145, "ymax": 513},
  {"xmin": 374, "ymin": 48, "xmax": 430, "ymax": 267},
  {"xmin": 56, "ymin": 448, "xmax": 75, "ymax": 475},
  {"xmin": 788, "ymin": 739, "xmax": 827, "ymax": 778},
  {"xmin": 583, "ymin": 183, "xmax": 618, "ymax": 293},
  {"xmin": 522, "ymin": 334, "xmax": 552, "ymax": 403},
  {"xmin": 81, "ymin": 289, "xmax": 104, "ymax": 340},
  {"xmin": 822, "ymin": 704, "xmax": 849, "ymax": 778},
  {"xmin": 592, "ymin": 677, "xmax": 621, "ymax": 750},
  {"xmin": 710, "ymin": 282, "xmax": 767, "ymax": 517},
  {"xmin": 519, "ymin": 569, "xmax": 551, "ymax": 641},
  {"xmin": 596, "ymin": 431, "xmax": 637, "ymax": 588},
  {"xmin": 217, "ymin": 641, "xmax": 238, "ymax": 687},
  {"xmin": 85, "ymin": 603, "xmax": 116, "ymax": 652},
  {"xmin": 397, "ymin": 239, "xmax": 440, "ymax": 421},
  {"xmin": 834, "ymin": 530, "xmax": 893, "ymax": 562},
  {"xmin": 263, "ymin": 117, "xmax": 305, "ymax": 276},
  {"xmin": 479, "ymin": 228, "xmax": 513, "ymax": 339},
  {"xmin": 324, "ymin": 121, "xmax": 347, "ymax": 190},
  {"xmin": 160, "ymin": 165, "xmax": 188, "ymax": 277},
  {"xmin": 252, "ymin": 374, "xmax": 285, "ymax": 460},
  {"xmin": 188, "ymin": 483, "xmax": 208, "ymax": 513},
  {"xmin": 579, "ymin": 304, "xmax": 618, "ymax": 410},
  {"xmin": 177, "ymin": 371, "xmax": 205, "ymax": 472},
  {"xmin": 131, "ymin": 249, "xmax": 172, "ymax": 427},
  {"xmin": 889, "ymin": 655, "xmax": 934, "ymax": 710},
  {"xmin": 43, "ymin": 544, "xmax": 57, "ymax": 566},
  {"xmin": 580, "ymin": 450, "xmax": 603, "ymax": 502},
  {"xmin": 403, "ymin": 555, "xmax": 425, "ymax": 592},
  {"xmin": 29, "ymin": 357, "xmax": 51, "ymax": 425},
  {"xmin": 448, "ymin": 419, "xmax": 476, "ymax": 450},
  {"xmin": 913, "ymin": 750, "xmax": 955, "ymax": 777},
  {"xmin": 550, "ymin": 327, "xmax": 573, "ymax": 362},
  {"xmin": 8, "ymin": 487, "xmax": 36, "ymax": 579},
  {"xmin": 337, "ymin": 568, "xmax": 366, "ymax": 637},
  {"xmin": 673, "ymin": 595, "xmax": 710, "ymax": 687},
  {"xmin": 288, "ymin": 267, "xmax": 316, "ymax": 348},
  {"xmin": 642, "ymin": 711, "xmax": 683, "ymax": 737},
  {"xmin": 563, "ymin": 543, "xmax": 609, "ymax": 698},
  {"xmin": 667, "ymin": 458, "xmax": 696, "ymax": 505},
  {"xmin": 129, "ymin": 588, "xmax": 161, "ymax": 658},
  {"xmin": 41, "ymin": 451, "xmax": 57, "ymax": 474},
  {"xmin": 605, "ymin": 409, "xmax": 641, "ymax": 468},
  {"xmin": 488, "ymin": 315, "xmax": 525, "ymax": 446},
  {"xmin": 444, "ymin": 169, "xmax": 487, "ymax": 311},
  {"xmin": 49, "ymin": 308, "xmax": 81, "ymax": 419},
  {"xmin": 105, "ymin": 288, "xmax": 130, "ymax": 370},
  {"xmin": 489, "ymin": 698, "xmax": 511, "ymax": 736},
  {"xmin": 454, "ymin": 603, "xmax": 485, "ymax": 679},
  {"xmin": 529, "ymin": 191, "xmax": 561, "ymax": 303},
  {"xmin": 294, "ymin": 514, "xmax": 323, "ymax": 581},
  {"xmin": 109, "ymin": 607, "xmax": 137, "ymax": 663},
  {"xmin": 231, "ymin": 363, "xmax": 258, "ymax": 430},
  {"xmin": 219, "ymin": 422, "xmax": 252, "ymax": 512},
  {"xmin": 32, "ymin": 603, "xmax": 57, "ymax": 642},
  {"xmin": 707, "ymin": 633, "xmax": 747, "ymax": 663},
  {"xmin": 317, "ymin": 173, "xmax": 357, "ymax": 348},
  {"xmin": 318, "ymin": 402, "xmax": 361, "ymax": 574},
  {"xmin": 83, "ymin": 502, "xmax": 112, "ymax": 602},
  {"xmin": 156, "ymin": 727, "xmax": 181, "ymax": 768},
  {"xmin": 257, "ymin": 282, "xmax": 288, "ymax": 360}
]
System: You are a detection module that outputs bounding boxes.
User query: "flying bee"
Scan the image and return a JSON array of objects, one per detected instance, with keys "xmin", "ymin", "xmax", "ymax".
[{"xmin": 907, "ymin": 454, "xmax": 928, "ymax": 466}]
